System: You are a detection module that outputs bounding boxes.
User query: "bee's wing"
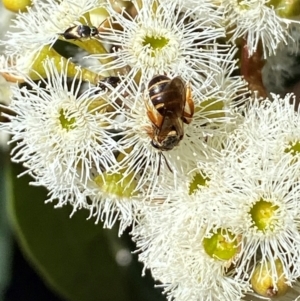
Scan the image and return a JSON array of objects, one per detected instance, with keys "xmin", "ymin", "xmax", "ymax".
[
  {"xmin": 168, "ymin": 77, "xmax": 194, "ymax": 124},
  {"xmin": 182, "ymin": 82, "xmax": 194, "ymax": 124},
  {"xmin": 61, "ymin": 26, "xmax": 78, "ymax": 39},
  {"xmin": 167, "ymin": 77, "xmax": 185, "ymax": 98},
  {"xmin": 166, "ymin": 77, "xmax": 186, "ymax": 114}
]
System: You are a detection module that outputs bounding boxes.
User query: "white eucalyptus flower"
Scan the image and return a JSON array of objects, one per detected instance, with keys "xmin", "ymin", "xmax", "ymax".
[
  {"xmin": 93, "ymin": 0, "xmax": 226, "ymax": 87},
  {"xmin": 0, "ymin": 52, "xmax": 36, "ymax": 81},
  {"xmin": 1, "ymin": 58, "xmax": 118, "ymax": 192},
  {"xmin": 2, "ymin": 0, "xmax": 100, "ymax": 55},
  {"xmin": 220, "ymin": 0, "xmax": 295, "ymax": 57},
  {"xmin": 82, "ymin": 173, "xmax": 143, "ymax": 234},
  {"xmin": 132, "ymin": 182, "xmax": 250, "ymax": 301},
  {"xmin": 234, "ymin": 94, "xmax": 300, "ymax": 165},
  {"xmin": 209, "ymin": 154, "xmax": 300, "ymax": 284},
  {"xmin": 2, "ymin": 0, "xmax": 300, "ymax": 299},
  {"xmin": 170, "ymin": 0, "xmax": 222, "ymax": 27},
  {"xmin": 199, "ymin": 96, "xmax": 300, "ymax": 286}
]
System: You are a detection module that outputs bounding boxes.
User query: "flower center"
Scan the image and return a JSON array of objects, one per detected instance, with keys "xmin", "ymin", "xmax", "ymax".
[
  {"xmin": 249, "ymin": 199, "xmax": 279, "ymax": 232},
  {"xmin": 94, "ymin": 172, "xmax": 137, "ymax": 198},
  {"xmin": 189, "ymin": 172, "xmax": 209, "ymax": 195},
  {"xmin": 59, "ymin": 108, "xmax": 76, "ymax": 131},
  {"xmin": 235, "ymin": 0, "xmax": 250, "ymax": 10},
  {"xmin": 203, "ymin": 228, "xmax": 239, "ymax": 261},
  {"xmin": 284, "ymin": 140, "xmax": 300, "ymax": 156},
  {"xmin": 131, "ymin": 26, "xmax": 179, "ymax": 68},
  {"xmin": 196, "ymin": 98, "xmax": 226, "ymax": 120},
  {"xmin": 142, "ymin": 35, "xmax": 170, "ymax": 54}
]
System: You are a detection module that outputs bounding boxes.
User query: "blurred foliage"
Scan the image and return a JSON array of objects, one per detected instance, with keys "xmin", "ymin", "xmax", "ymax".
[
  {"xmin": 6, "ymin": 159, "xmax": 165, "ymax": 301},
  {"xmin": 0, "ymin": 150, "xmax": 13, "ymax": 301}
]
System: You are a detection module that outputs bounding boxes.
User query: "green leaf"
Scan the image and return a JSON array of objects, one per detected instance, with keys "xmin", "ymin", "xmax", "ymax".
[
  {"xmin": 8, "ymin": 162, "xmax": 133, "ymax": 301},
  {"xmin": 0, "ymin": 151, "xmax": 13, "ymax": 299}
]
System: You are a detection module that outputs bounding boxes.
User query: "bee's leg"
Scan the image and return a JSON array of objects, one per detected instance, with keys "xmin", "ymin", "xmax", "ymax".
[
  {"xmin": 157, "ymin": 152, "xmax": 173, "ymax": 175},
  {"xmin": 145, "ymin": 96, "xmax": 164, "ymax": 129},
  {"xmin": 173, "ymin": 118, "xmax": 184, "ymax": 140},
  {"xmin": 182, "ymin": 82, "xmax": 194, "ymax": 124}
]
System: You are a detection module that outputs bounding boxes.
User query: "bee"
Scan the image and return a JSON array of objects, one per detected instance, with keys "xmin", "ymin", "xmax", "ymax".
[
  {"xmin": 60, "ymin": 24, "xmax": 99, "ymax": 40},
  {"xmin": 96, "ymin": 76, "xmax": 121, "ymax": 91},
  {"xmin": 145, "ymin": 75, "xmax": 194, "ymax": 152}
]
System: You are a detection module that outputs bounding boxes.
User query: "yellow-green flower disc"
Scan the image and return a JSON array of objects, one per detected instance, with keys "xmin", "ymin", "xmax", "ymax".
[
  {"xmin": 251, "ymin": 259, "xmax": 289, "ymax": 297},
  {"xmin": 203, "ymin": 229, "xmax": 239, "ymax": 261},
  {"xmin": 196, "ymin": 98, "xmax": 226, "ymax": 120},
  {"xmin": 143, "ymin": 35, "xmax": 170, "ymax": 57},
  {"xmin": 284, "ymin": 141, "xmax": 300, "ymax": 156},
  {"xmin": 59, "ymin": 109, "xmax": 76, "ymax": 131},
  {"xmin": 143, "ymin": 36, "xmax": 169, "ymax": 49},
  {"xmin": 189, "ymin": 172, "xmax": 209, "ymax": 195},
  {"xmin": 94, "ymin": 172, "xmax": 137, "ymax": 198},
  {"xmin": 249, "ymin": 199, "xmax": 279, "ymax": 232}
]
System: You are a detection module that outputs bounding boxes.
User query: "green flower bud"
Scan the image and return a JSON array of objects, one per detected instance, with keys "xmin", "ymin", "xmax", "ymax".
[{"xmin": 251, "ymin": 259, "xmax": 289, "ymax": 297}]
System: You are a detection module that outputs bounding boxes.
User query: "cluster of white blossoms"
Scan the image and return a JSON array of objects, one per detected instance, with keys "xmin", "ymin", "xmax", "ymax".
[{"xmin": 1, "ymin": 0, "xmax": 300, "ymax": 300}]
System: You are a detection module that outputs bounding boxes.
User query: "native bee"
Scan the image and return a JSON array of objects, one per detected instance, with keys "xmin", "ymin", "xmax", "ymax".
[
  {"xmin": 97, "ymin": 76, "xmax": 121, "ymax": 91},
  {"xmin": 145, "ymin": 75, "xmax": 194, "ymax": 152},
  {"xmin": 60, "ymin": 24, "xmax": 99, "ymax": 40}
]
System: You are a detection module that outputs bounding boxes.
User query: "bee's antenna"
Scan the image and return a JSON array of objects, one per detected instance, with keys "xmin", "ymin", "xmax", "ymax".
[
  {"xmin": 163, "ymin": 153, "xmax": 173, "ymax": 174},
  {"xmin": 157, "ymin": 152, "xmax": 162, "ymax": 176},
  {"xmin": 157, "ymin": 152, "xmax": 173, "ymax": 176}
]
